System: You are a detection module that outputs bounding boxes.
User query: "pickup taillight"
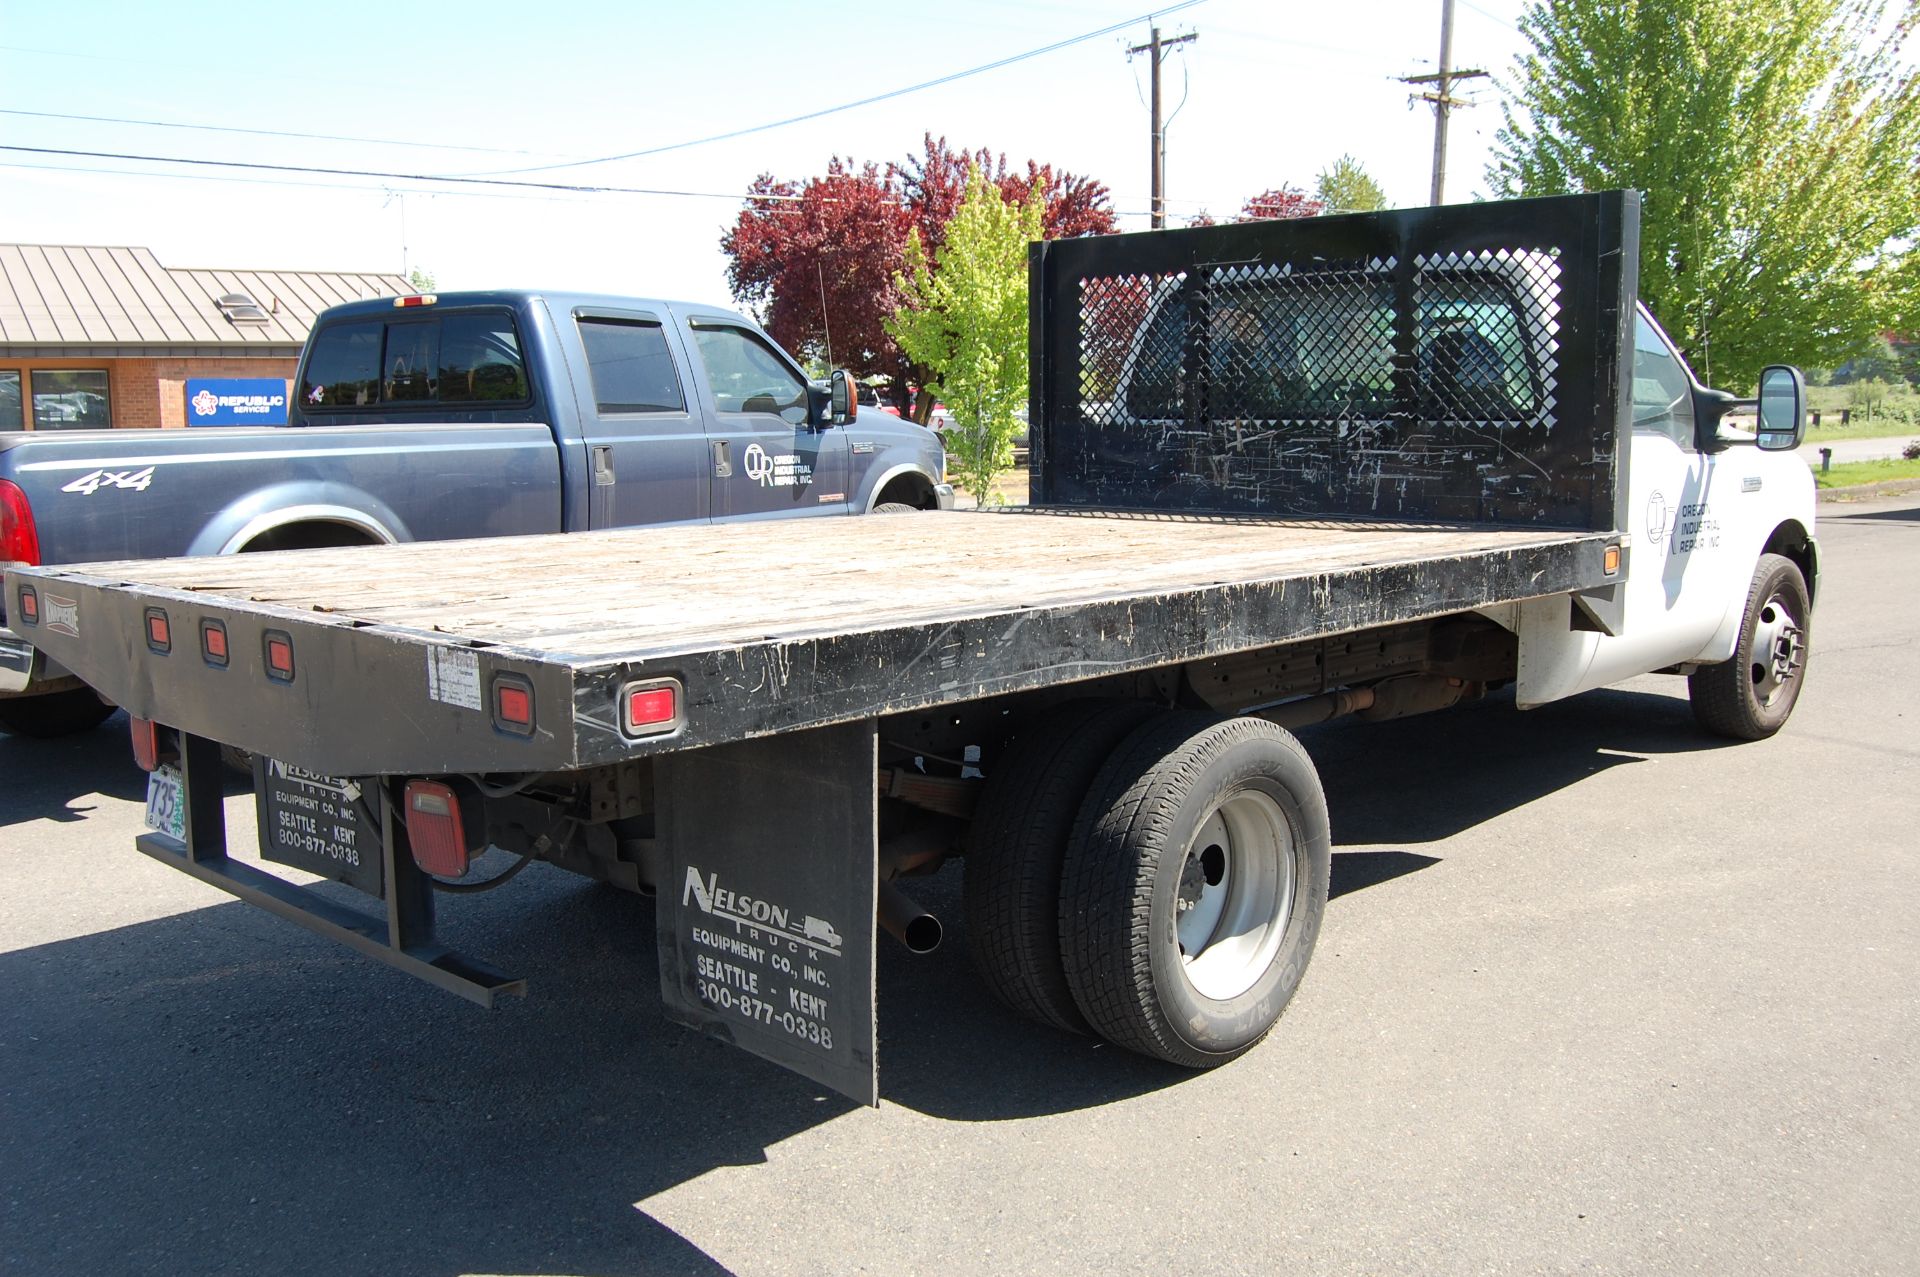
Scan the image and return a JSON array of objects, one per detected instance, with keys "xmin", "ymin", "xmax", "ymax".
[{"xmin": 0, "ymin": 480, "xmax": 40, "ymax": 567}]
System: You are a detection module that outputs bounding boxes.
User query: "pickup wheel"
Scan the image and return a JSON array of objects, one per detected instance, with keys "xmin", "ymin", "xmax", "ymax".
[
  {"xmin": 1059, "ymin": 713, "xmax": 1330, "ymax": 1068},
  {"xmin": 873, "ymin": 502, "xmax": 919, "ymax": 514},
  {"xmin": 1689, "ymin": 553, "xmax": 1810, "ymax": 741},
  {"xmin": 963, "ymin": 698, "xmax": 1159, "ymax": 1033},
  {"xmin": 0, "ymin": 686, "xmax": 116, "ymax": 738}
]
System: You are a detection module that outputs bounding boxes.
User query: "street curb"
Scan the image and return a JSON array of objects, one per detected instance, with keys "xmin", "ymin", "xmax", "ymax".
[{"xmin": 1817, "ymin": 478, "xmax": 1920, "ymax": 502}]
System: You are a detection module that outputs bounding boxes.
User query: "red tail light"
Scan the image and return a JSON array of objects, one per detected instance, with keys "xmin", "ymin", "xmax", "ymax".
[
  {"xmin": 404, "ymin": 780, "xmax": 470, "ymax": 878},
  {"xmin": 130, "ymin": 717, "xmax": 159, "ymax": 772},
  {"xmin": 621, "ymin": 678, "xmax": 684, "ymax": 737},
  {"xmin": 0, "ymin": 480, "xmax": 40, "ymax": 566}
]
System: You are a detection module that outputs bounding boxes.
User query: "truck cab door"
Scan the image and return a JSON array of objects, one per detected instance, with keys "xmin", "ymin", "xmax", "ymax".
[
  {"xmin": 570, "ymin": 309, "xmax": 711, "ymax": 528},
  {"xmin": 1579, "ymin": 310, "xmax": 1730, "ymax": 686},
  {"xmin": 681, "ymin": 316, "xmax": 851, "ymax": 520}
]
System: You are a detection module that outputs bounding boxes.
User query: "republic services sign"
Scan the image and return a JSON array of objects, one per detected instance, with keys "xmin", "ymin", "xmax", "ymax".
[{"xmin": 185, "ymin": 378, "xmax": 289, "ymax": 426}]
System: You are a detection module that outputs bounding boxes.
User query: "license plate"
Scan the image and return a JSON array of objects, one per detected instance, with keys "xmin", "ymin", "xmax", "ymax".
[
  {"xmin": 143, "ymin": 764, "xmax": 187, "ymax": 840},
  {"xmin": 253, "ymin": 757, "xmax": 385, "ymax": 898}
]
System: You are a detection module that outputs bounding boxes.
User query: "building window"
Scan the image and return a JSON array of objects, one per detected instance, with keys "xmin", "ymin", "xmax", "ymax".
[
  {"xmin": 0, "ymin": 371, "xmax": 21, "ymax": 430},
  {"xmin": 31, "ymin": 370, "xmax": 111, "ymax": 430}
]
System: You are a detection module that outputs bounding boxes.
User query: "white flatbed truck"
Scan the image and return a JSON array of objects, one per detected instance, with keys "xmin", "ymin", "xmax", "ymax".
[{"xmin": 8, "ymin": 194, "xmax": 1819, "ymax": 1104}]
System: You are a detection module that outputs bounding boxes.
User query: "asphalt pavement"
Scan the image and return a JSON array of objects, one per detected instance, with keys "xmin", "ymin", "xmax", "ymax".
[{"xmin": 2, "ymin": 497, "xmax": 1915, "ymax": 1276}]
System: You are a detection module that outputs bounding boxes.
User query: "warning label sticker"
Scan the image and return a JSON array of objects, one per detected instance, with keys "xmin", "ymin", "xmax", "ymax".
[{"xmin": 427, "ymin": 646, "xmax": 482, "ymax": 711}]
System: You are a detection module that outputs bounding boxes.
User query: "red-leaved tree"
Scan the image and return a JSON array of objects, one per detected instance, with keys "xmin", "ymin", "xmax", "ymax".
[
  {"xmin": 722, "ymin": 158, "xmax": 911, "ymax": 390},
  {"xmin": 721, "ymin": 136, "xmax": 1117, "ymax": 408},
  {"xmin": 1237, "ymin": 187, "xmax": 1325, "ymax": 221}
]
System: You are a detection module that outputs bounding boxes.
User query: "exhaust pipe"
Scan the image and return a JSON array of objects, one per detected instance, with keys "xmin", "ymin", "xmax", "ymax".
[{"xmin": 877, "ymin": 881, "xmax": 942, "ymax": 954}]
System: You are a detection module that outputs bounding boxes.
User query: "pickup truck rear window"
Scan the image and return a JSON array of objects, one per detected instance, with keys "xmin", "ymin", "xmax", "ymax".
[
  {"xmin": 578, "ymin": 318, "xmax": 685, "ymax": 414},
  {"xmin": 300, "ymin": 311, "xmax": 528, "ymax": 410},
  {"xmin": 1124, "ymin": 271, "xmax": 1540, "ymax": 425},
  {"xmin": 302, "ymin": 320, "xmax": 385, "ymax": 408}
]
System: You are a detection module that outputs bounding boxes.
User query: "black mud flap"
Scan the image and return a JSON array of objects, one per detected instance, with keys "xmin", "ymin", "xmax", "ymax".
[{"xmin": 655, "ymin": 720, "xmax": 879, "ymax": 1106}]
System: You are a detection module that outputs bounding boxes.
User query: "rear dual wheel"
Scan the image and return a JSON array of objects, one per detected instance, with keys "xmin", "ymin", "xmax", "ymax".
[
  {"xmin": 964, "ymin": 699, "xmax": 1159, "ymax": 1032},
  {"xmin": 966, "ymin": 705, "xmax": 1330, "ymax": 1067},
  {"xmin": 1060, "ymin": 713, "xmax": 1330, "ymax": 1067}
]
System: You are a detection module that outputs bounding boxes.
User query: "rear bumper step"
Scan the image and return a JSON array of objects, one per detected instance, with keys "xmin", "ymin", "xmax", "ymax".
[
  {"xmin": 141, "ymin": 731, "xmax": 524, "ymax": 1007},
  {"xmin": 136, "ymin": 833, "xmax": 525, "ymax": 1006}
]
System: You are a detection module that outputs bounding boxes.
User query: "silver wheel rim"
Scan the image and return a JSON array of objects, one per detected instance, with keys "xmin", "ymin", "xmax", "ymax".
[
  {"xmin": 1748, "ymin": 590, "xmax": 1805, "ymax": 708},
  {"xmin": 1174, "ymin": 786, "xmax": 1296, "ymax": 1000}
]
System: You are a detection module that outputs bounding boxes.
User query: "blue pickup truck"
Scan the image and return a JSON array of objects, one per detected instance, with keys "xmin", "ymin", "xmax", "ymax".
[{"xmin": 0, "ymin": 290, "xmax": 951, "ymax": 735}]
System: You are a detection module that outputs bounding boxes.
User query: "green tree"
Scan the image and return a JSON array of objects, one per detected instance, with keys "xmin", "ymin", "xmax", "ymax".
[
  {"xmin": 1490, "ymin": 0, "xmax": 1920, "ymax": 389},
  {"xmin": 886, "ymin": 164, "xmax": 1043, "ymax": 505},
  {"xmin": 1315, "ymin": 155, "xmax": 1389, "ymax": 213},
  {"xmin": 407, "ymin": 267, "xmax": 437, "ymax": 293}
]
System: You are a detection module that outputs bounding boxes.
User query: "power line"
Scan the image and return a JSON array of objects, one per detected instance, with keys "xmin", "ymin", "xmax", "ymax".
[
  {"xmin": 0, "ymin": 144, "xmax": 803, "ymax": 200},
  {"xmin": 1457, "ymin": 0, "xmax": 1521, "ymax": 33},
  {"xmin": 0, "ymin": 160, "xmax": 602, "ymax": 205},
  {"xmin": 448, "ymin": 0, "xmax": 1210, "ymax": 178},
  {"xmin": 0, "ymin": 106, "xmax": 555, "ymax": 156}
]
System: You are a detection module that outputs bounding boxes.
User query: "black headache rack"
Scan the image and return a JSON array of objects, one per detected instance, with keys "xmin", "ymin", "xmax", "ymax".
[
  {"xmin": 6, "ymin": 193, "xmax": 1638, "ymax": 1106},
  {"xmin": 1029, "ymin": 189, "xmax": 1638, "ymax": 534}
]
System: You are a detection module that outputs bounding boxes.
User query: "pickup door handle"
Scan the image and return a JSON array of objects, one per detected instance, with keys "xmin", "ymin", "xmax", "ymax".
[
  {"xmin": 712, "ymin": 441, "xmax": 732, "ymax": 478},
  {"xmin": 591, "ymin": 445, "xmax": 615, "ymax": 486}
]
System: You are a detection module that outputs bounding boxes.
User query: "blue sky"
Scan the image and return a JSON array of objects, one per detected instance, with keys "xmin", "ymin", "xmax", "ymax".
[{"xmin": 0, "ymin": 0, "xmax": 1530, "ymax": 304}]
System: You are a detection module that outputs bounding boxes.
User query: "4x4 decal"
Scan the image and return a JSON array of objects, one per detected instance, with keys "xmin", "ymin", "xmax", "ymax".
[{"xmin": 61, "ymin": 468, "xmax": 154, "ymax": 495}]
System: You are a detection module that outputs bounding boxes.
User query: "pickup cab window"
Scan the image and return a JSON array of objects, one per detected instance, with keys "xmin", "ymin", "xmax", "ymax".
[
  {"xmin": 440, "ymin": 313, "xmax": 528, "ymax": 403},
  {"xmin": 301, "ymin": 311, "xmax": 529, "ymax": 409},
  {"xmin": 1632, "ymin": 313, "xmax": 1696, "ymax": 449},
  {"xmin": 578, "ymin": 318, "xmax": 685, "ymax": 414},
  {"xmin": 301, "ymin": 320, "xmax": 383, "ymax": 407},
  {"xmin": 383, "ymin": 321, "xmax": 437, "ymax": 402},
  {"xmin": 690, "ymin": 325, "xmax": 808, "ymax": 424}
]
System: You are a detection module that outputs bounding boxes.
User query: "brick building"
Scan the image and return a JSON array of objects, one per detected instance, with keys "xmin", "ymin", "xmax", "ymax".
[{"xmin": 0, "ymin": 245, "xmax": 409, "ymax": 431}]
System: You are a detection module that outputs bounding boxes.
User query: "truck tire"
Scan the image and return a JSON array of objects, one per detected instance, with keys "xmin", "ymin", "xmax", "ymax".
[
  {"xmin": 964, "ymin": 699, "xmax": 1160, "ymax": 1033},
  {"xmin": 0, "ymin": 687, "xmax": 117, "ymax": 738},
  {"xmin": 1059, "ymin": 712, "xmax": 1331, "ymax": 1068},
  {"xmin": 1689, "ymin": 552, "xmax": 1810, "ymax": 741},
  {"xmin": 874, "ymin": 502, "xmax": 919, "ymax": 514}
]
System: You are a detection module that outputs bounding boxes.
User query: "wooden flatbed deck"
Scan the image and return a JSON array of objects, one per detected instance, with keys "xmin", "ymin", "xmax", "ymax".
[
  {"xmin": 66, "ymin": 509, "xmax": 1603, "ymax": 659},
  {"xmin": 18, "ymin": 508, "xmax": 1614, "ymax": 775}
]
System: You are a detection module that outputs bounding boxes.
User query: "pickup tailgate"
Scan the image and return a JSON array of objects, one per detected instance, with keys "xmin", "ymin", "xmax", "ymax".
[{"xmin": 9, "ymin": 509, "xmax": 1613, "ymax": 776}]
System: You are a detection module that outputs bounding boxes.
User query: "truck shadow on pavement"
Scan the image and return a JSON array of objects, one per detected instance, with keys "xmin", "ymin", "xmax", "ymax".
[
  {"xmin": 1303, "ymin": 684, "xmax": 1725, "ymax": 852},
  {"xmin": 0, "ymin": 711, "xmax": 252, "ymax": 831},
  {"xmin": 0, "ymin": 709, "xmax": 146, "ymax": 827},
  {"xmin": 0, "ymin": 683, "xmax": 1745, "ymax": 1276}
]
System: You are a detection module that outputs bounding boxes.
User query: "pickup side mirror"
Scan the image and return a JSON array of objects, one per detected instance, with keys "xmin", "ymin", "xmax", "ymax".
[
  {"xmin": 826, "ymin": 369, "xmax": 857, "ymax": 427},
  {"xmin": 1755, "ymin": 364, "xmax": 1806, "ymax": 451}
]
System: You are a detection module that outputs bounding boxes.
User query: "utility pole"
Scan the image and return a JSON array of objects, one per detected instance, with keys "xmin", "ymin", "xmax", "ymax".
[
  {"xmin": 1128, "ymin": 25, "xmax": 1197, "ymax": 228},
  {"xmin": 1400, "ymin": 0, "xmax": 1487, "ymax": 205}
]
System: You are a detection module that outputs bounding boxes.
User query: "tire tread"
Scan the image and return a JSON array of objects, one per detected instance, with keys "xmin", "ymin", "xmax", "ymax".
[{"xmin": 963, "ymin": 699, "xmax": 1159, "ymax": 1032}]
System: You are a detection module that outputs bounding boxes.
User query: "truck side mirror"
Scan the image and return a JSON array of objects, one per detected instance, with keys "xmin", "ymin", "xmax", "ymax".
[
  {"xmin": 828, "ymin": 369, "xmax": 858, "ymax": 426},
  {"xmin": 1755, "ymin": 365, "xmax": 1806, "ymax": 451}
]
